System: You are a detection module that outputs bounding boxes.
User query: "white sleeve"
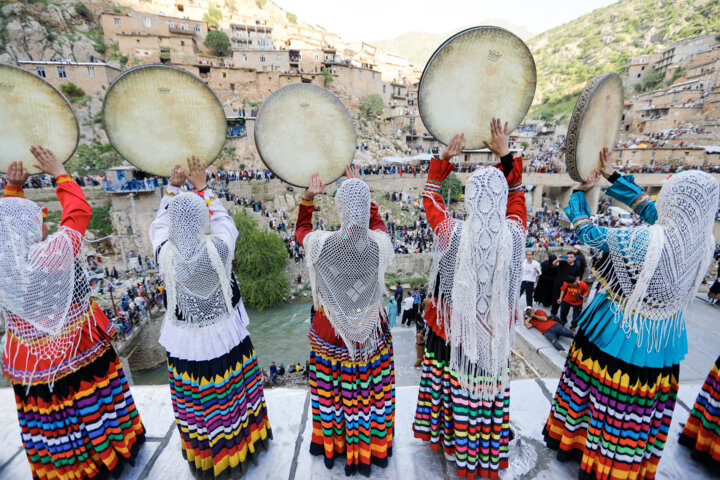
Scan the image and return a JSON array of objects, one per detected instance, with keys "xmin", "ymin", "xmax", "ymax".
[
  {"xmin": 205, "ymin": 190, "xmax": 239, "ymax": 249},
  {"xmin": 149, "ymin": 185, "xmax": 181, "ymax": 255}
]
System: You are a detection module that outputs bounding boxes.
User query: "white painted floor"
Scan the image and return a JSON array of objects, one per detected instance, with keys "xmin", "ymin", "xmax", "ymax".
[{"xmin": 0, "ymin": 379, "xmax": 714, "ymax": 479}]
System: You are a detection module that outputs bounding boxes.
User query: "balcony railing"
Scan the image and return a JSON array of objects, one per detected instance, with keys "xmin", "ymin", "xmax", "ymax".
[{"xmin": 102, "ymin": 179, "xmax": 158, "ymax": 193}]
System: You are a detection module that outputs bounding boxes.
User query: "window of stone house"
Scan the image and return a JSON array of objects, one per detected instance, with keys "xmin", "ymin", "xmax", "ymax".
[
  {"xmin": 372, "ymin": 72, "xmax": 376, "ymax": 79},
  {"xmin": 260, "ymin": 54, "xmax": 266, "ymax": 62},
  {"xmin": 181, "ymin": 41, "xmax": 185, "ymax": 47},
  {"xmin": 383, "ymin": 84, "xmax": 386, "ymax": 93},
  {"xmin": 36, "ymin": 66, "xmax": 46, "ymax": 78},
  {"xmin": 619, "ymin": 151, "xmax": 623, "ymax": 158},
  {"xmin": 114, "ymin": 18, "xmax": 121, "ymax": 26},
  {"xmin": 641, "ymin": 66, "xmax": 645, "ymax": 70},
  {"xmin": 57, "ymin": 67, "xmax": 66, "ymax": 78},
  {"xmin": 359, "ymin": 70, "xmax": 363, "ymax": 78},
  {"xmin": 222, "ymin": 72, "xmax": 227, "ymax": 78},
  {"xmin": 88, "ymin": 66, "xmax": 95, "ymax": 78},
  {"xmin": 195, "ymin": 24, "xmax": 201, "ymax": 33},
  {"xmin": 276, "ymin": 54, "xmax": 281, "ymax": 62},
  {"xmin": 168, "ymin": 20, "xmax": 174, "ymax": 28},
  {"xmin": 181, "ymin": 22, "xmax": 188, "ymax": 30},
  {"xmin": 637, "ymin": 73, "xmax": 641, "ymax": 78},
  {"xmin": 230, "ymin": 83, "xmax": 235, "ymax": 90},
  {"xmin": 314, "ymin": 53, "xmax": 319, "ymax": 60},
  {"xmin": 241, "ymin": 54, "xmax": 247, "ymax": 62},
  {"xmin": 144, "ymin": 17, "xmax": 151, "ymax": 27},
  {"xmin": 176, "ymin": 4, "xmax": 184, "ymax": 12}
]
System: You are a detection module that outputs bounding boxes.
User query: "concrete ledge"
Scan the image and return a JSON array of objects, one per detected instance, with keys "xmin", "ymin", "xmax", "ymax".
[{"xmin": 513, "ymin": 323, "xmax": 574, "ymax": 376}]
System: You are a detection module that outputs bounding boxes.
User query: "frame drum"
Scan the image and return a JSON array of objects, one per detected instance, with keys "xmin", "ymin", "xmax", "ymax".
[
  {"xmin": 566, "ymin": 73, "xmax": 624, "ymax": 182},
  {"xmin": 254, "ymin": 83, "xmax": 356, "ymax": 188},
  {"xmin": 0, "ymin": 64, "xmax": 79, "ymax": 175},
  {"xmin": 102, "ymin": 65, "xmax": 226, "ymax": 177},
  {"xmin": 419, "ymin": 26, "xmax": 536, "ymax": 149}
]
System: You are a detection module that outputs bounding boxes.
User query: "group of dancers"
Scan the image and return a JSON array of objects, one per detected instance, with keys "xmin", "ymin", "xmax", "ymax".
[{"xmin": 1, "ymin": 117, "xmax": 719, "ymax": 480}]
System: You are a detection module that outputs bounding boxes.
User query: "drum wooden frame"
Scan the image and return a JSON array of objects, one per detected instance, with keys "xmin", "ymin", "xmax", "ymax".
[
  {"xmin": 102, "ymin": 64, "xmax": 227, "ymax": 177},
  {"xmin": 254, "ymin": 83, "xmax": 356, "ymax": 188},
  {"xmin": 418, "ymin": 26, "xmax": 536, "ymax": 150},
  {"xmin": 0, "ymin": 64, "xmax": 79, "ymax": 175},
  {"xmin": 565, "ymin": 73, "xmax": 624, "ymax": 183}
]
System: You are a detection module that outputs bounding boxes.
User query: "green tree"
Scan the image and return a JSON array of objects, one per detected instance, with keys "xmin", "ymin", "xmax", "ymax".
[
  {"xmin": 204, "ymin": 30, "xmax": 231, "ymax": 56},
  {"xmin": 74, "ymin": 2, "xmax": 92, "ymax": 21},
  {"xmin": 202, "ymin": 5, "xmax": 223, "ymax": 27},
  {"xmin": 60, "ymin": 82, "xmax": 85, "ymax": 98},
  {"xmin": 359, "ymin": 93, "xmax": 384, "ymax": 118},
  {"xmin": 320, "ymin": 67, "xmax": 333, "ymax": 87},
  {"xmin": 286, "ymin": 12, "xmax": 297, "ymax": 24},
  {"xmin": 440, "ymin": 173, "xmax": 463, "ymax": 204},
  {"xmin": 232, "ymin": 210, "xmax": 289, "ymax": 310}
]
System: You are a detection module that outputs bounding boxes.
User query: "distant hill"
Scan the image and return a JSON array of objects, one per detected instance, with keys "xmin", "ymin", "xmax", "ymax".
[
  {"xmin": 527, "ymin": 0, "xmax": 720, "ymax": 121},
  {"xmin": 372, "ymin": 20, "xmax": 534, "ymax": 68}
]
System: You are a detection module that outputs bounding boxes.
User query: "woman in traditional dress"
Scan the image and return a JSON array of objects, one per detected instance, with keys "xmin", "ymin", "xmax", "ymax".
[
  {"xmin": 534, "ymin": 253, "xmax": 558, "ymax": 307},
  {"xmin": 0, "ymin": 149, "xmax": 145, "ymax": 480},
  {"xmin": 413, "ymin": 119, "xmax": 527, "ymax": 479},
  {"xmin": 679, "ymin": 355, "xmax": 720, "ymax": 475},
  {"xmin": 544, "ymin": 148, "xmax": 719, "ymax": 480},
  {"xmin": 295, "ymin": 165, "xmax": 395, "ymax": 476},
  {"xmin": 149, "ymin": 157, "xmax": 272, "ymax": 479},
  {"xmin": 386, "ymin": 297, "xmax": 398, "ymax": 328}
]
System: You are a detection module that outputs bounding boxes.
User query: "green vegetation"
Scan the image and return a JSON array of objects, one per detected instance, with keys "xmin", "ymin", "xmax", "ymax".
[
  {"xmin": 74, "ymin": 2, "xmax": 92, "ymax": 21},
  {"xmin": 633, "ymin": 68, "xmax": 663, "ymax": 92},
  {"xmin": 45, "ymin": 210, "xmax": 62, "ymax": 234},
  {"xmin": 108, "ymin": 51, "xmax": 129, "ymax": 68},
  {"xmin": 232, "ymin": 210, "xmax": 289, "ymax": 310},
  {"xmin": 667, "ymin": 67, "xmax": 684, "ymax": 85},
  {"xmin": 320, "ymin": 67, "xmax": 333, "ymax": 87},
  {"xmin": 65, "ymin": 143, "xmax": 122, "ymax": 175},
  {"xmin": 111, "ymin": 6, "xmax": 129, "ymax": 14},
  {"xmin": 59, "ymin": 82, "xmax": 85, "ymax": 98},
  {"xmin": 87, "ymin": 204, "xmax": 113, "ymax": 237},
  {"xmin": 87, "ymin": 29, "xmax": 108, "ymax": 55},
  {"xmin": 527, "ymin": 0, "xmax": 720, "ymax": 121},
  {"xmin": 255, "ymin": 0, "xmax": 266, "ymax": 8},
  {"xmin": 204, "ymin": 30, "xmax": 230, "ymax": 56},
  {"xmin": 385, "ymin": 272, "xmax": 429, "ymax": 289},
  {"xmin": 286, "ymin": 12, "xmax": 297, "ymax": 24},
  {"xmin": 202, "ymin": 5, "xmax": 223, "ymax": 27},
  {"xmin": 360, "ymin": 94, "xmax": 384, "ymax": 118},
  {"xmin": 440, "ymin": 173, "xmax": 463, "ymax": 204}
]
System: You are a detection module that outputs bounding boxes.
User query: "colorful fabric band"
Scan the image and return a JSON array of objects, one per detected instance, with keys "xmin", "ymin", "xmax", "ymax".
[
  {"xmin": 573, "ymin": 216, "xmax": 593, "ymax": 230},
  {"xmin": 300, "ymin": 198, "xmax": 315, "ymax": 207},
  {"xmin": 424, "ymin": 180, "xmax": 442, "ymax": 194},
  {"xmin": 508, "ymin": 181, "xmax": 524, "ymax": 194},
  {"xmin": 55, "ymin": 174, "xmax": 73, "ymax": 184},
  {"xmin": 3, "ymin": 185, "xmax": 25, "ymax": 198},
  {"xmin": 630, "ymin": 193, "xmax": 652, "ymax": 211}
]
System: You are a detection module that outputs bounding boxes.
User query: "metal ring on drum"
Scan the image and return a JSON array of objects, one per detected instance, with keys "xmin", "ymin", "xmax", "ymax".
[
  {"xmin": 418, "ymin": 26, "xmax": 537, "ymax": 150},
  {"xmin": 0, "ymin": 64, "xmax": 79, "ymax": 175},
  {"xmin": 102, "ymin": 65, "xmax": 227, "ymax": 177}
]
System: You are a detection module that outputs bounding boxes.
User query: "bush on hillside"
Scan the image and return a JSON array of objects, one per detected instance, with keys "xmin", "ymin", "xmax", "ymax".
[
  {"xmin": 74, "ymin": 2, "xmax": 92, "ymax": 21},
  {"xmin": 360, "ymin": 94, "xmax": 384, "ymax": 118},
  {"xmin": 60, "ymin": 82, "xmax": 85, "ymax": 98}
]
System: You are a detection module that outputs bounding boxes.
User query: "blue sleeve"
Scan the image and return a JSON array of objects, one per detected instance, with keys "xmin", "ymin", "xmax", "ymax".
[
  {"xmin": 564, "ymin": 191, "xmax": 610, "ymax": 253},
  {"xmin": 605, "ymin": 175, "xmax": 658, "ymax": 224}
]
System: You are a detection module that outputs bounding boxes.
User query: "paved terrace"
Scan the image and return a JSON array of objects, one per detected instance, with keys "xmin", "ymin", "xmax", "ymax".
[{"xmin": 0, "ymin": 307, "xmax": 717, "ymax": 480}]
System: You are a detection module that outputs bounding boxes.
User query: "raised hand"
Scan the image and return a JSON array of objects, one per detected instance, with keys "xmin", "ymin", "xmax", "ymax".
[
  {"xmin": 575, "ymin": 168, "xmax": 600, "ymax": 192},
  {"xmin": 6, "ymin": 161, "xmax": 29, "ymax": 188},
  {"xmin": 169, "ymin": 164, "xmax": 187, "ymax": 188},
  {"xmin": 30, "ymin": 146, "xmax": 66, "ymax": 177},
  {"xmin": 598, "ymin": 147, "xmax": 615, "ymax": 179},
  {"xmin": 345, "ymin": 164, "xmax": 360, "ymax": 179},
  {"xmin": 302, "ymin": 172, "xmax": 326, "ymax": 201},
  {"xmin": 186, "ymin": 155, "xmax": 207, "ymax": 191},
  {"xmin": 439, "ymin": 133, "xmax": 465, "ymax": 161},
  {"xmin": 482, "ymin": 117, "xmax": 510, "ymax": 158}
]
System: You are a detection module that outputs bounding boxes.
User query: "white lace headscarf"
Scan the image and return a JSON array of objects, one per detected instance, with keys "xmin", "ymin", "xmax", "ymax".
[
  {"xmin": 0, "ymin": 197, "xmax": 91, "ymax": 385},
  {"xmin": 591, "ymin": 170, "xmax": 719, "ymax": 349},
  {"xmin": 427, "ymin": 167, "xmax": 525, "ymax": 399},
  {"xmin": 304, "ymin": 179, "xmax": 394, "ymax": 361},
  {"xmin": 158, "ymin": 192, "xmax": 234, "ymax": 327}
]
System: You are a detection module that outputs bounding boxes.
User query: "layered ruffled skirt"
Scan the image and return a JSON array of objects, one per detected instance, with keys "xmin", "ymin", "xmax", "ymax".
[
  {"xmin": 12, "ymin": 346, "xmax": 146, "ymax": 480},
  {"xmin": 544, "ymin": 332, "xmax": 679, "ymax": 480},
  {"xmin": 308, "ymin": 309, "xmax": 395, "ymax": 476},
  {"xmin": 679, "ymin": 354, "xmax": 720, "ymax": 475},
  {"xmin": 412, "ymin": 330, "xmax": 511, "ymax": 479},
  {"xmin": 167, "ymin": 335, "xmax": 272, "ymax": 479}
]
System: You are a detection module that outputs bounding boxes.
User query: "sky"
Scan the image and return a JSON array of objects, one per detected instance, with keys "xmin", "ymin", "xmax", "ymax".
[{"xmin": 272, "ymin": 0, "xmax": 619, "ymax": 41}]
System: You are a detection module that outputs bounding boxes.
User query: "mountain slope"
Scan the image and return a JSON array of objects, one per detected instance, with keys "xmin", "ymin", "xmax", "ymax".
[{"xmin": 527, "ymin": 0, "xmax": 720, "ymax": 121}]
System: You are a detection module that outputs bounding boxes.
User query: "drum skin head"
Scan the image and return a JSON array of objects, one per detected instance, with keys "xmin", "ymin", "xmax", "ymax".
[
  {"xmin": 255, "ymin": 83, "xmax": 356, "ymax": 188},
  {"xmin": 102, "ymin": 65, "xmax": 226, "ymax": 177},
  {"xmin": 419, "ymin": 26, "xmax": 536, "ymax": 150},
  {"xmin": 566, "ymin": 73, "xmax": 624, "ymax": 182},
  {"xmin": 0, "ymin": 64, "xmax": 79, "ymax": 175}
]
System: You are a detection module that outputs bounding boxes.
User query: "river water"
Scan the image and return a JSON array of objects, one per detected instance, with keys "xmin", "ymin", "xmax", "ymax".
[{"xmin": 132, "ymin": 301, "xmax": 313, "ymax": 385}]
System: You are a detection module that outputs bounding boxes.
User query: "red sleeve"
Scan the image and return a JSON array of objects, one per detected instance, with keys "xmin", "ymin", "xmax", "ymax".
[
  {"xmin": 295, "ymin": 199, "xmax": 315, "ymax": 247},
  {"xmin": 560, "ymin": 282, "xmax": 568, "ymax": 292},
  {"xmin": 369, "ymin": 203, "xmax": 387, "ymax": 232},
  {"xmin": 56, "ymin": 175, "xmax": 91, "ymax": 236},
  {"xmin": 502, "ymin": 158, "xmax": 526, "ymax": 228},
  {"xmin": 3, "ymin": 185, "xmax": 25, "ymax": 198},
  {"xmin": 422, "ymin": 157, "xmax": 456, "ymax": 246},
  {"xmin": 581, "ymin": 282, "xmax": 589, "ymax": 294}
]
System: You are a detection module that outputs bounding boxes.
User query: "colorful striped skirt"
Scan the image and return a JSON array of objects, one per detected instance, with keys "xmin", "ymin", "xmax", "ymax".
[
  {"xmin": 13, "ymin": 345, "xmax": 145, "ymax": 480},
  {"xmin": 413, "ymin": 330, "xmax": 511, "ymax": 480},
  {"xmin": 544, "ymin": 332, "xmax": 679, "ymax": 480},
  {"xmin": 167, "ymin": 335, "xmax": 272, "ymax": 480},
  {"xmin": 308, "ymin": 325, "xmax": 396, "ymax": 476},
  {"xmin": 679, "ymin": 354, "xmax": 720, "ymax": 475}
]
